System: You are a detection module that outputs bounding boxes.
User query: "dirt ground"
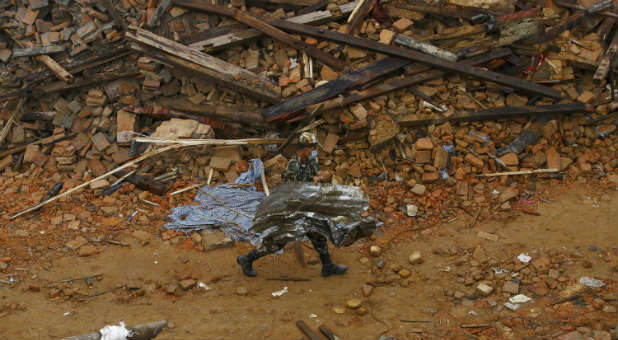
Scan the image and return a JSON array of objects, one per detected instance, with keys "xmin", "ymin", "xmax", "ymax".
[{"xmin": 0, "ymin": 181, "xmax": 616, "ymax": 340}]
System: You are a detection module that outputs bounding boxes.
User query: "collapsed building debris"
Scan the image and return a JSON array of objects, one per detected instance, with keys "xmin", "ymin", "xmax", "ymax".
[{"xmin": 0, "ymin": 0, "xmax": 616, "ymax": 337}]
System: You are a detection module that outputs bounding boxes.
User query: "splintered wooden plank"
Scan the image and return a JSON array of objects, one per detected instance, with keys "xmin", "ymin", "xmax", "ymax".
[
  {"xmin": 176, "ymin": 0, "xmax": 562, "ymax": 99},
  {"xmin": 20, "ymin": 40, "xmax": 73, "ymax": 82},
  {"xmin": 12, "ymin": 45, "xmax": 65, "ymax": 57},
  {"xmin": 127, "ymin": 27, "xmax": 280, "ymax": 103},
  {"xmin": 263, "ymin": 57, "xmax": 410, "ymax": 121},
  {"xmin": 188, "ymin": 1, "xmax": 357, "ymax": 51},
  {"xmin": 399, "ymin": 103, "xmax": 588, "ymax": 127}
]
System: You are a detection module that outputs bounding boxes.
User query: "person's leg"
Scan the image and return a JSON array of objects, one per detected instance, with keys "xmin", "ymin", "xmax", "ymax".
[
  {"xmin": 237, "ymin": 248, "xmax": 269, "ymax": 277},
  {"xmin": 307, "ymin": 233, "xmax": 347, "ymax": 277}
]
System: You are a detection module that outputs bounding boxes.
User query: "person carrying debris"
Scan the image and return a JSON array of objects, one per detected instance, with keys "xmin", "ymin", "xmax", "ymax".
[{"xmin": 237, "ymin": 132, "xmax": 349, "ymax": 277}]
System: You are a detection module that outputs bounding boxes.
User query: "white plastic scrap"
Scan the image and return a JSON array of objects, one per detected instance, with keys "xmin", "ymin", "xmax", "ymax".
[
  {"xmin": 492, "ymin": 267, "xmax": 511, "ymax": 275},
  {"xmin": 309, "ymin": 314, "xmax": 318, "ymax": 318},
  {"xmin": 272, "ymin": 286, "xmax": 288, "ymax": 297},
  {"xmin": 289, "ymin": 58, "xmax": 298, "ymax": 70},
  {"xmin": 580, "ymin": 276, "xmax": 605, "ymax": 288},
  {"xmin": 509, "ymin": 294, "xmax": 532, "ymax": 304},
  {"xmin": 503, "ymin": 302, "xmax": 520, "ymax": 311},
  {"xmin": 517, "ymin": 253, "xmax": 532, "ymax": 263},
  {"xmin": 198, "ymin": 282, "xmax": 211, "ymax": 290},
  {"xmin": 492, "ymin": 189, "xmax": 500, "ymax": 195},
  {"xmin": 99, "ymin": 322, "xmax": 131, "ymax": 340}
]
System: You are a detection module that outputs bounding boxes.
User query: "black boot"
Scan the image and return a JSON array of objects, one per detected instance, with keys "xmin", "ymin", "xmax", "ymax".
[
  {"xmin": 319, "ymin": 252, "xmax": 347, "ymax": 277},
  {"xmin": 237, "ymin": 250, "xmax": 262, "ymax": 277}
]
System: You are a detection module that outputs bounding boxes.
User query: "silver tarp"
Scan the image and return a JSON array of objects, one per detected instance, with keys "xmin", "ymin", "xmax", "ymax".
[
  {"xmin": 165, "ymin": 160, "xmax": 375, "ymax": 249},
  {"xmin": 251, "ymin": 183, "xmax": 376, "ymax": 253}
]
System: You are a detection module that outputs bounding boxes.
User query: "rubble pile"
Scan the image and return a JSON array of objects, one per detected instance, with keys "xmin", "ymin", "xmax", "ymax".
[{"xmin": 0, "ymin": 0, "xmax": 616, "ymax": 337}]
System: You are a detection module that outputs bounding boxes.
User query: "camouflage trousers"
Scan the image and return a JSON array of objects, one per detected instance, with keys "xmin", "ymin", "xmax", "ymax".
[{"xmin": 255, "ymin": 232, "xmax": 329, "ymax": 257}]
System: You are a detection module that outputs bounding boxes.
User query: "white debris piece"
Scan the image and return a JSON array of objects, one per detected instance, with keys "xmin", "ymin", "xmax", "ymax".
[
  {"xmin": 272, "ymin": 286, "xmax": 288, "ymax": 297},
  {"xmin": 198, "ymin": 282, "xmax": 211, "ymax": 290},
  {"xmin": 509, "ymin": 294, "xmax": 532, "ymax": 304},
  {"xmin": 99, "ymin": 322, "xmax": 131, "ymax": 340},
  {"xmin": 503, "ymin": 302, "xmax": 520, "ymax": 311},
  {"xmin": 580, "ymin": 276, "xmax": 605, "ymax": 288},
  {"xmin": 406, "ymin": 204, "xmax": 418, "ymax": 217},
  {"xmin": 517, "ymin": 253, "xmax": 532, "ymax": 263}
]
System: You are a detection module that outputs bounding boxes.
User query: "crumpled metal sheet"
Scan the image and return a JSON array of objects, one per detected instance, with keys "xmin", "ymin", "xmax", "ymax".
[{"xmin": 251, "ymin": 183, "xmax": 376, "ymax": 253}]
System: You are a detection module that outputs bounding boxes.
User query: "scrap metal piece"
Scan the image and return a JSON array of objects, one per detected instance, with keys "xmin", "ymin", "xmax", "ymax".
[{"xmin": 394, "ymin": 33, "xmax": 458, "ymax": 61}]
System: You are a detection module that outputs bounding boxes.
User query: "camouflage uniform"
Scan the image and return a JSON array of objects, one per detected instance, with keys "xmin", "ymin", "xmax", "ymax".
[{"xmin": 237, "ymin": 144, "xmax": 347, "ymax": 277}]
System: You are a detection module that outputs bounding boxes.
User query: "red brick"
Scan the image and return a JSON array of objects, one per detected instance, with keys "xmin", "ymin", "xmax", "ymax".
[
  {"xmin": 415, "ymin": 137, "xmax": 433, "ymax": 150},
  {"xmin": 499, "ymin": 152, "xmax": 519, "ymax": 167},
  {"xmin": 465, "ymin": 153, "xmax": 484, "ymax": 168}
]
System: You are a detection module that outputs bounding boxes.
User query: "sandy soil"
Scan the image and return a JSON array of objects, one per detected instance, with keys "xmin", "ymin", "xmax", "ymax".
[{"xmin": 0, "ymin": 181, "xmax": 616, "ymax": 339}]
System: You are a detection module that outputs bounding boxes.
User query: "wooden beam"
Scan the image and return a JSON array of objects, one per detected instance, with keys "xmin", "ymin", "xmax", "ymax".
[
  {"xmin": 187, "ymin": 4, "xmax": 345, "ymax": 71},
  {"xmin": 127, "ymin": 27, "xmax": 280, "ymax": 103},
  {"xmin": 399, "ymin": 103, "xmax": 588, "ymax": 127},
  {"xmin": 188, "ymin": 1, "xmax": 357, "ymax": 51},
  {"xmin": 155, "ymin": 96, "xmax": 266, "ymax": 125},
  {"xmin": 314, "ymin": 47, "xmax": 513, "ymax": 112},
  {"xmin": 263, "ymin": 57, "xmax": 410, "ymax": 121},
  {"xmin": 175, "ymin": 0, "xmax": 562, "ymax": 99}
]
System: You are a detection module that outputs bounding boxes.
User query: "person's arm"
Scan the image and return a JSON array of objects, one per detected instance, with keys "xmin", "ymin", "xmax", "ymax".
[{"xmin": 283, "ymin": 158, "xmax": 299, "ymax": 181}]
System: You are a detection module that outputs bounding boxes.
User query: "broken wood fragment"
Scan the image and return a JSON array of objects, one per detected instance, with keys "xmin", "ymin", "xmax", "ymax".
[
  {"xmin": 176, "ymin": 1, "xmax": 561, "ymax": 99},
  {"xmin": 0, "ymin": 98, "xmax": 25, "ymax": 146},
  {"xmin": 345, "ymin": 0, "xmax": 374, "ymax": 34},
  {"xmin": 18, "ymin": 39, "xmax": 73, "ymax": 82},
  {"xmin": 477, "ymin": 169, "xmax": 559, "ymax": 177},
  {"xmin": 296, "ymin": 320, "xmax": 322, "ymax": 340},
  {"xmin": 399, "ymin": 103, "xmax": 588, "ymax": 127}
]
